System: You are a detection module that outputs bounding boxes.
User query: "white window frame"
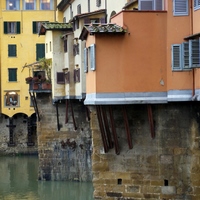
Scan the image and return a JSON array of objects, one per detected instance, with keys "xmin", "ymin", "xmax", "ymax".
[
  {"xmin": 6, "ymin": 0, "xmax": 20, "ymax": 10},
  {"xmin": 173, "ymin": 0, "xmax": 189, "ymax": 16},
  {"xmin": 23, "ymin": 0, "xmax": 36, "ymax": 10},
  {"xmin": 40, "ymin": 0, "xmax": 53, "ymax": 10}
]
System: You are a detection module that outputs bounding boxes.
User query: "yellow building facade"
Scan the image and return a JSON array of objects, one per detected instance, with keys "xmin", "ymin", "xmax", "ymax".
[{"xmin": 0, "ymin": 0, "xmax": 56, "ymax": 118}]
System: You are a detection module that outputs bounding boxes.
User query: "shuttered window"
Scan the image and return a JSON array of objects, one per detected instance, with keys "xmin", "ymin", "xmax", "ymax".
[
  {"xmin": 8, "ymin": 68, "xmax": 17, "ymax": 82},
  {"xmin": 172, "ymin": 44, "xmax": 182, "ymax": 70},
  {"xmin": 173, "ymin": 0, "xmax": 188, "ymax": 16},
  {"xmin": 138, "ymin": 0, "xmax": 163, "ymax": 10},
  {"xmin": 4, "ymin": 22, "xmax": 20, "ymax": 34},
  {"xmin": 36, "ymin": 43, "xmax": 45, "ymax": 61},
  {"xmin": 189, "ymin": 39, "xmax": 200, "ymax": 67},
  {"xmin": 84, "ymin": 48, "xmax": 88, "ymax": 73},
  {"xmin": 33, "ymin": 21, "xmax": 48, "ymax": 34},
  {"xmin": 171, "ymin": 39, "xmax": 200, "ymax": 71},
  {"xmin": 8, "ymin": 45, "xmax": 17, "ymax": 57},
  {"xmin": 57, "ymin": 72, "xmax": 65, "ymax": 84},
  {"xmin": 90, "ymin": 44, "xmax": 96, "ymax": 71},
  {"xmin": 182, "ymin": 42, "xmax": 189, "ymax": 69},
  {"xmin": 194, "ymin": 0, "xmax": 200, "ymax": 10}
]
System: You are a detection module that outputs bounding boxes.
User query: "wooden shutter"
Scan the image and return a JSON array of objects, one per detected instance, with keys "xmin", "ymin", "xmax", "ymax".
[
  {"xmin": 139, "ymin": 0, "xmax": 153, "ymax": 10},
  {"xmin": 182, "ymin": 42, "xmax": 189, "ymax": 69},
  {"xmin": 171, "ymin": 44, "xmax": 182, "ymax": 70},
  {"xmin": 84, "ymin": 48, "xmax": 88, "ymax": 73},
  {"xmin": 16, "ymin": 22, "xmax": 20, "ymax": 33},
  {"xmin": 33, "ymin": 22, "xmax": 37, "ymax": 33},
  {"xmin": 57, "ymin": 72, "xmax": 65, "ymax": 84},
  {"xmin": 173, "ymin": 0, "xmax": 188, "ymax": 16},
  {"xmin": 36, "ymin": 43, "xmax": 45, "ymax": 61},
  {"xmin": 189, "ymin": 39, "xmax": 200, "ymax": 67},
  {"xmin": 8, "ymin": 45, "xmax": 17, "ymax": 57},
  {"xmin": 8, "ymin": 68, "xmax": 17, "ymax": 81},
  {"xmin": 90, "ymin": 44, "xmax": 96, "ymax": 71},
  {"xmin": 4, "ymin": 22, "xmax": 8, "ymax": 34}
]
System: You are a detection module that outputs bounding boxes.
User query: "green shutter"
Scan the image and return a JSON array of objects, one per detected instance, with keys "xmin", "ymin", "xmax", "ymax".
[
  {"xmin": 4, "ymin": 22, "xmax": 8, "ymax": 34},
  {"xmin": 16, "ymin": 22, "xmax": 20, "ymax": 34},
  {"xmin": 8, "ymin": 69, "xmax": 17, "ymax": 81},
  {"xmin": 8, "ymin": 45, "xmax": 17, "ymax": 57},
  {"xmin": 33, "ymin": 22, "xmax": 37, "ymax": 34},
  {"xmin": 36, "ymin": 43, "xmax": 45, "ymax": 61}
]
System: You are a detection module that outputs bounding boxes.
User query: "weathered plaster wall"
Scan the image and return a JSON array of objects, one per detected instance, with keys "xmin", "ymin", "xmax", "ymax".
[
  {"xmin": 37, "ymin": 93, "xmax": 92, "ymax": 181},
  {"xmin": 90, "ymin": 102, "xmax": 200, "ymax": 200}
]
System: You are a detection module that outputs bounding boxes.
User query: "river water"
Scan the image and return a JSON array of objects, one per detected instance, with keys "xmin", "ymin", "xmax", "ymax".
[{"xmin": 0, "ymin": 156, "xmax": 94, "ymax": 200}]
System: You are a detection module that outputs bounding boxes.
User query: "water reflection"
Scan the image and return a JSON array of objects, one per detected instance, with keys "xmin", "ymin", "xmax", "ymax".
[{"xmin": 0, "ymin": 156, "xmax": 94, "ymax": 200}]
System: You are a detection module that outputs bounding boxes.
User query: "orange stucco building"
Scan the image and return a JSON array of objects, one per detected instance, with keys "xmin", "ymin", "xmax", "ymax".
[{"xmin": 80, "ymin": 0, "xmax": 200, "ymax": 105}]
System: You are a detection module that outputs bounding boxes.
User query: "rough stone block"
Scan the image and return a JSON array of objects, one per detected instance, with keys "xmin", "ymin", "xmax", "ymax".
[{"xmin": 161, "ymin": 186, "xmax": 176, "ymax": 195}]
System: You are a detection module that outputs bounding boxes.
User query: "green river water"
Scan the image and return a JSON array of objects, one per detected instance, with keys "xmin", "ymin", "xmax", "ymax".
[{"xmin": 0, "ymin": 156, "xmax": 94, "ymax": 200}]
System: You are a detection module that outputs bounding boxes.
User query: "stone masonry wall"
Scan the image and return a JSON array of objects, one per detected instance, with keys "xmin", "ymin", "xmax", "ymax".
[
  {"xmin": 37, "ymin": 93, "xmax": 92, "ymax": 181},
  {"xmin": 90, "ymin": 102, "xmax": 200, "ymax": 200},
  {"xmin": 0, "ymin": 114, "xmax": 38, "ymax": 155}
]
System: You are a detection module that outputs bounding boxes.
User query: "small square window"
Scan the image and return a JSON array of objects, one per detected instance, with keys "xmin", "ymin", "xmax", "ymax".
[
  {"xmin": 23, "ymin": 0, "xmax": 36, "ymax": 10},
  {"xmin": 5, "ymin": 91, "xmax": 19, "ymax": 106},
  {"xmin": 40, "ymin": 0, "xmax": 53, "ymax": 10}
]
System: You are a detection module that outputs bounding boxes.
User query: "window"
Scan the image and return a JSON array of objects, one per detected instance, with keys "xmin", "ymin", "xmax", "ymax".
[
  {"xmin": 8, "ymin": 68, "xmax": 17, "ymax": 81},
  {"xmin": 90, "ymin": 44, "xmax": 96, "ymax": 71},
  {"xmin": 138, "ymin": 0, "xmax": 163, "ymax": 10},
  {"xmin": 33, "ymin": 21, "xmax": 48, "ymax": 34},
  {"xmin": 57, "ymin": 72, "xmax": 65, "ymax": 84},
  {"xmin": 8, "ymin": 45, "xmax": 17, "ymax": 57},
  {"xmin": 5, "ymin": 92, "xmax": 19, "ymax": 106},
  {"xmin": 84, "ymin": 18, "xmax": 100, "ymax": 24},
  {"xmin": 84, "ymin": 48, "xmax": 88, "ymax": 73},
  {"xmin": 6, "ymin": 0, "xmax": 20, "ymax": 10},
  {"xmin": 194, "ymin": 0, "xmax": 200, "ymax": 10},
  {"xmin": 96, "ymin": 0, "xmax": 101, "ymax": 7},
  {"xmin": 73, "ymin": 40, "xmax": 79, "ymax": 56},
  {"xmin": 74, "ymin": 68, "xmax": 80, "ymax": 83},
  {"xmin": 173, "ymin": 0, "xmax": 188, "ymax": 16},
  {"xmin": 40, "ymin": 0, "xmax": 53, "ymax": 10},
  {"xmin": 23, "ymin": 0, "xmax": 36, "ymax": 10},
  {"xmin": 77, "ymin": 4, "xmax": 81, "ymax": 14},
  {"xmin": 64, "ymin": 38, "xmax": 67, "ymax": 53},
  {"xmin": 88, "ymin": 0, "xmax": 90, "ymax": 12},
  {"xmin": 4, "ymin": 22, "xmax": 20, "ymax": 34},
  {"xmin": 36, "ymin": 43, "xmax": 45, "ymax": 61},
  {"xmin": 171, "ymin": 39, "xmax": 200, "ymax": 71}
]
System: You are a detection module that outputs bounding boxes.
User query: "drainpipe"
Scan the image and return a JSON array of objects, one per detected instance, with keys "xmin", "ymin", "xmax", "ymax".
[{"xmin": 191, "ymin": 0, "xmax": 195, "ymax": 97}]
